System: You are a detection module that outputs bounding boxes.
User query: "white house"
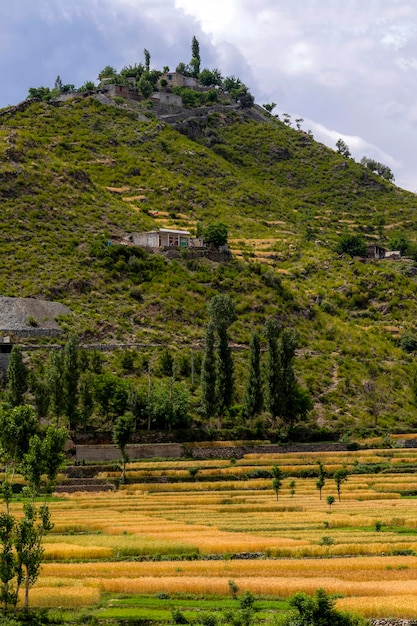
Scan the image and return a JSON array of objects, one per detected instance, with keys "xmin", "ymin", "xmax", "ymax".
[{"xmin": 125, "ymin": 228, "xmax": 203, "ymax": 248}]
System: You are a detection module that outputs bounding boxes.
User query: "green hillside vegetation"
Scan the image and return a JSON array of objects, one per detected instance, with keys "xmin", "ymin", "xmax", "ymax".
[{"xmin": 2, "ymin": 56, "xmax": 417, "ymax": 439}]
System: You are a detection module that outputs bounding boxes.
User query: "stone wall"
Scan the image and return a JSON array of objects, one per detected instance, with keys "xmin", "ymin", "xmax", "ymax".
[
  {"xmin": 75, "ymin": 441, "xmax": 349, "ymax": 462},
  {"xmin": 76, "ymin": 443, "xmax": 183, "ymax": 462}
]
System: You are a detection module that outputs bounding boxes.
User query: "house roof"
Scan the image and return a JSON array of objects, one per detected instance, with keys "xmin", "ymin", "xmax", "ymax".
[{"xmin": 159, "ymin": 228, "xmax": 191, "ymax": 236}]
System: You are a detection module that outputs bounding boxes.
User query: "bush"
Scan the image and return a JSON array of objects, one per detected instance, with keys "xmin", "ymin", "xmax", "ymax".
[
  {"xmin": 335, "ymin": 233, "xmax": 367, "ymax": 257},
  {"xmin": 282, "ymin": 588, "xmax": 369, "ymax": 625}
]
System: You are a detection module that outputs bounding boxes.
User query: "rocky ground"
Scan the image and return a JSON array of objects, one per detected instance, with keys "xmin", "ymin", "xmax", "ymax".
[{"xmin": 0, "ymin": 296, "xmax": 71, "ymax": 332}]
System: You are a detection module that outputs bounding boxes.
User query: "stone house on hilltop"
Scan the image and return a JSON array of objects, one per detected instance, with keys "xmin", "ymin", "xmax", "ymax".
[{"xmin": 159, "ymin": 72, "xmax": 200, "ymax": 90}]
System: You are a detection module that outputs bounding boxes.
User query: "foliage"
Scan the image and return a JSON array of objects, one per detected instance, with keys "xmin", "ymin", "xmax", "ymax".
[
  {"xmin": 334, "ymin": 468, "xmax": 348, "ymax": 501},
  {"xmin": 271, "ymin": 465, "xmax": 283, "ymax": 500},
  {"xmin": 316, "ymin": 462, "xmax": 326, "ymax": 500},
  {"xmin": 113, "ymin": 412, "xmax": 135, "ymax": 483},
  {"xmin": 243, "ymin": 332, "xmax": 263, "ymax": 423},
  {"xmin": 335, "ymin": 233, "xmax": 368, "ymax": 257},
  {"xmin": 6, "ymin": 346, "xmax": 28, "ymax": 407},
  {"xmin": 361, "ymin": 157, "xmax": 394, "ymax": 181},
  {"xmin": 336, "ymin": 138, "xmax": 351, "ymax": 158},
  {"xmin": 204, "ymin": 223, "xmax": 228, "ymax": 248},
  {"xmin": 283, "ymin": 588, "xmax": 368, "ymax": 625}
]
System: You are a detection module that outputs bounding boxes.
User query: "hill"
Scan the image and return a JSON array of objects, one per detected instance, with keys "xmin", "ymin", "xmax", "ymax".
[{"xmin": 2, "ymin": 88, "xmax": 417, "ymax": 437}]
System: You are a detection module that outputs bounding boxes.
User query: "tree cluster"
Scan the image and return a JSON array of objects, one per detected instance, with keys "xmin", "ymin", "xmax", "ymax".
[{"xmin": 0, "ymin": 405, "xmax": 67, "ymax": 611}]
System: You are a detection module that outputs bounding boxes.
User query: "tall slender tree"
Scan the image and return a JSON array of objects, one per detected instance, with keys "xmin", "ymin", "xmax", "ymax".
[
  {"xmin": 6, "ymin": 346, "xmax": 28, "ymax": 407},
  {"xmin": 201, "ymin": 321, "xmax": 217, "ymax": 421},
  {"xmin": 208, "ymin": 295, "xmax": 236, "ymax": 425},
  {"xmin": 244, "ymin": 332, "xmax": 263, "ymax": 427},
  {"xmin": 144, "ymin": 48, "xmax": 150, "ymax": 73},
  {"xmin": 62, "ymin": 335, "xmax": 80, "ymax": 428},
  {"xmin": 190, "ymin": 35, "xmax": 201, "ymax": 77},
  {"xmin": 264, "ymin": 318, "xmax": 282, "ymax": 424}
]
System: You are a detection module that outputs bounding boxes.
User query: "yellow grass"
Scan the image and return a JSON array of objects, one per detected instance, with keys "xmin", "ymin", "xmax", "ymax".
[
  {"xmin": 337, "ymin": 596, "xmax": 417, "ymax": 619},
  {"xmin": 28, "ymin": 586, "xmax": 100, "ymax": 608},
  {"xmin": 19, "ymin": 448, "xmax": 417, "ymax": 617}
]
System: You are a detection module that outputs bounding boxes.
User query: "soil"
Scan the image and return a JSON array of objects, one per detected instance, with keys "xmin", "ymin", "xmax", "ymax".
[{"xmin": 0, "ymin": 296, "xmax": 71, "ymax": 332}]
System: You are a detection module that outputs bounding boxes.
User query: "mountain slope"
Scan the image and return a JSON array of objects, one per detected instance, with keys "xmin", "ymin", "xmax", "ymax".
[{"xmin": 2, "ymin": 94, "xmax": 417, "ymax": 434}]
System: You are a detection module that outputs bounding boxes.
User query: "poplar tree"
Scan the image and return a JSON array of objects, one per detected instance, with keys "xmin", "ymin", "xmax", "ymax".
[
  {"xmin": 190, "ymin": 35, "xmax": 201, "ymax": 77},
  {"xmin": 45, "ymin": 349, "xmax": 65, "ymax": 423},
  {"xmin": 6, "ymin": 346, "xmax": 28, "ymax": 407},
  {"xmin": 201, "ymin": 321, "xmax": 217, "ymax": 420},
  {"xmin": 264, "ymin": 318, "xmax": 282, "ymax": 423},
  {"xmin": 62, "ymin": 334, "xmax": 79, "ymax": 428},
  {"xmin": 244, "ymin": 332, "xmax": 263, "ymax": 426},
  {"xmin": 144, "ymin": 48, "xmax": 150, "ymax": 73},
  {"xmin": 208, "ymin": 295, "xmax": 236, "ymax": 424},
  {"xmin": 113, "ymin": 412, "xmax": 134, "ymax": 483},
  {"xmin": 316, "ymin": 461, "xmax": 326, "ymax": 500}
]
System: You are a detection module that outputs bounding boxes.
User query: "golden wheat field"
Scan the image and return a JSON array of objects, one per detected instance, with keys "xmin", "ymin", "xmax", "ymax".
[{"xmin": 18, "ymin": 446, "xmax": 417, "ymax": 617}]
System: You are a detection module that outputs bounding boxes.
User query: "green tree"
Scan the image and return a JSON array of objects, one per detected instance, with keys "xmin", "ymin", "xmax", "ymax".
[
  {"xmin": 334, "ymin": 468, "xmax": 348, "ymax": 501},
  {"xmin": 6, "ymin": 346, "xmax": 28, "ymax": 407},
  {"xmin": 113, "ymin": 412, "xmax": 134, "ymax": 483},
  {"xmin": 263, "ymin": 103, "xmax": 276, "ymax": 113},
  {"xmin": 62, "ymin": 335, "xmax": 80, "ymax": 427},
  {"xmin": 361, "ymin": 156, "xmax": 394, "ymax": 181},
  {"xmin": 201, "ymin": 322, "xmax": 217, "ymax": 420},
  {"xmin": 264, "ymin": 318, "xmax": 281, "ymax": 424},
  {"xmin": 1, "ymin": 423, "xmax": 66, "ymax": 610},
  {"xmin": 98, "ymin": 65, "xmax": 117, "ymax": 80},
  {"xmin": 243, "ymin": 332, "xmax": 263, "ymax": 427},
  {"xmin": 283, "ymin": 587, "xmax": 368, "ymax": 626},
  {"xmin": 199, "ymin": 68, "xmax": 223, "ymax": 87},
  {"xmin": 150, "ymin": 381, "xmax": 190, "ymax": 430},
  {"xmin": 335, "ymin": 233, "xmax": 367, "ymax": 257},
  {"xmin": 190, "ymin": 35, "xmax": 201, "ymax": 77},
  {"xmin": 204, "ymin": 223, "xmax": 228, "ymax": 248},
  {"xmin": 0, "ymin": 405, "xmax": 38, "ymax": 471},
  {"xmin": 45, "ymin": 349, "xmax": 65, "ymax": 423},
  {"xmin": 54, "ymin": 75, "xmax": 63, "ymax": 92},
  {"xmin": 336, "ymin": 138, "xmax": 351, "ymax": 157},
  {"xmin": 94, "ymin": 373, "xmax": 129, "ymax": 419},
  {"xmin": 316, "ymin": 461, "xmax": 326, "ymax": 500},
  {"xmin": 144, "ymin": 48, "xmax": 151, "ymax": 73},
  {"xmin": 271, "ymin": 465, "xmax": 283, "ymax": 501},
  {"xmin": 208, "ymin": 295, "xmax": 236, "ymax": 423},
  {"xmin": 15, "ymin": 502, "xmax": 53, "ymax": 609},
  {"xmin": 264, "ymin": 320, "xmax": 311, "ymax": 430},
  {"xmin": 137, "ymin": 75, "xmax": 153, "ymax": 98},
  {"xmin": 0, "ymin": 508, "xmax": 17, "ymax": 612},
  {"xmin": 327, "ymin": 495, "xmax": 335, "ymax": 512}
]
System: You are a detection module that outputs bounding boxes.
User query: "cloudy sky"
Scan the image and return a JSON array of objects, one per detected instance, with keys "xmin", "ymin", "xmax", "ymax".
[{"xmin": 2, "ymin": 0, "xmax": 417, "ymax": 192}]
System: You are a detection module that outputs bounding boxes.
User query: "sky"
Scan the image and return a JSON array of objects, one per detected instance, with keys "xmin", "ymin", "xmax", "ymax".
[{"xmin": 2, "ymin": 0, "xmax": 417, "ymax": 192}]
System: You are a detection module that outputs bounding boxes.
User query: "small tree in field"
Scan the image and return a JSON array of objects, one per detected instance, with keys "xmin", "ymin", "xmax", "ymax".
[
  {"xmin": 316, "ymin": 461, "xmax": 326, "ymax": 500},
  {"xmin": 334, "ymin": 468, "xmax": 348, "ymax": 501},
  {"xmin": 113, "ymin": 413, "xmax": 134, "ymax": 483},
  {"xmin": 271, "ymin": 465, "xmax": 283, "ymax": 501},
  {"xmin": 327, "ymin": 495, "xmax": 335, "ymax": 512}
]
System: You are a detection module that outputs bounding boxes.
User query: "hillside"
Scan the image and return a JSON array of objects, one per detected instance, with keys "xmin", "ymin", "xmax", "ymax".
[{"xmin": 2, "ymin": 90, "xmax": 417, "ymax": 436}]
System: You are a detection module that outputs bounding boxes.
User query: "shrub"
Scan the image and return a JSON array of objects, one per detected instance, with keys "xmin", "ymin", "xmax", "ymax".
[
  {"xmin": 335, "ymin": 233, "xmax": 367, "ymax": 257},
  {"xmin": 282, "ymin": 588, "xmax": 369, "ymax": 626}
]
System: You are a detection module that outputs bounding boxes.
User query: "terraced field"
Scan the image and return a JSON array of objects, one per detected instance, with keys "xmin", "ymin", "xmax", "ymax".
[{"xmin": 8, "ymin": 443, "xmax": 417, "ymax": 621}]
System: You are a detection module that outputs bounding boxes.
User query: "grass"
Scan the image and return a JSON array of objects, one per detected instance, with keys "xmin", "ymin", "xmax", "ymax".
[
  {"xmin": 3, "ymin": 95, "xmax": 417, "ymax": 430},
  {"xmin": 10, "ymin": 447, "xmax": 417, "ymax": 618}
]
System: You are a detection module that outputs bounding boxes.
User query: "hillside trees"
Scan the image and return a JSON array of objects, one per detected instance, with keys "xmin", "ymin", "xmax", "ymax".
[
  {"xmin": 244, "ymin": 332, "xmax": 263, "ymax": 426},
  {"xmin": 361, "ymin": 157, "xmax": 394, "ymax": 181},
  {"xmin": 6, "ymin": 346, "xmax": 28, "ymax": 407},
  {"xmin": 190, "ymin": 36, "xmax": 201, "ymax": 78},
  {"xmin": 264, "ymin": 320, "xmax": 312, "ymax": 431},
  {"xmin": 0, "ymin": 405, "xmax": 67, "ymax": 610}
]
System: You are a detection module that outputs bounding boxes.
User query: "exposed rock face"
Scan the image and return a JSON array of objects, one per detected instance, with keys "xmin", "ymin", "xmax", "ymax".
[{"xmin": 0, "ymin": 296, "xmax": 71, "ymax": 334}]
